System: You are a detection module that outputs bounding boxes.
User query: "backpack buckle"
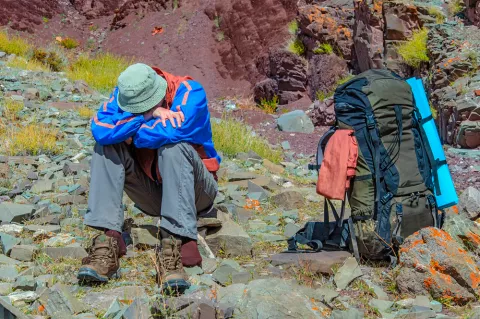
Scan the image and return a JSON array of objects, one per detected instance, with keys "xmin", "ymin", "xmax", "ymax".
[
  {"xmin": 381, "ymin": 192, "xmax": 393, "ymax": 205},
  {"xmin": 366, "ymin": 115, "xmax": 376, "ymax": 129}
]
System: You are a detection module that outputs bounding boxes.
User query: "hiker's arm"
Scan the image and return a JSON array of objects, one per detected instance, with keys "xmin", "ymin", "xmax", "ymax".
[
  {"xmin": 134, "ymin": 81, "xmax": 212, "ymax": 148},
  {"xmin": 91, "ymin": 87, "xmax": 145, "ymax": 145}
]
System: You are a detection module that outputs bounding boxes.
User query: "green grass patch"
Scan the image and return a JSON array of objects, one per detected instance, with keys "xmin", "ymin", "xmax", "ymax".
[
  {"xmin": 258, "ymin": 95, "xmax": 278, "ymax": 114},
  {"xmin": 67, "ymin": 53, "xmax": 134, "ymax": 93},
  {"xmin": 287, "ymin": 38, "xmax": 305, "ymax": 56},
  {"xmin": 212, "ymin": 116, "xmax": 282, "ymax": 163},
  {"xmin": 396, "ymin": 28, "xmax": 429, "ymax": 68},
  {"xmin": 0, "ymin": 30, "xmax": 31, "ymax": 56},
  {"xmin": 427, "ymin": 7, "xmax": 445, "ymax": 23},
  {"xmin": 313, "ymin": 43, "xmax": 333, "ymax": 55},
  {"xmin": 6, "ymin": 56, "xmax": 50, "ymax": 72},
  {"xmin": 288, "ymin": 20, "xmax": 298, "ymax": 35}
]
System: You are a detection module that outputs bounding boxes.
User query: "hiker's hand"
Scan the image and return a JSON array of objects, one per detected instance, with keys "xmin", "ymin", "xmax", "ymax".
[{"xmin": 152, "ymin": 106, "xmax": 185, "ymax": 128}]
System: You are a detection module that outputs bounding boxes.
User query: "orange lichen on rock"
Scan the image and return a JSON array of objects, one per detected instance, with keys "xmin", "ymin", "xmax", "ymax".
[
  {"xmin": 470, "ymin": 272, "xmax": 480, "ymax": 289},
  {"xmin": 373, "ymin": 0, "xmax": 383, "ymax": 14},
  {"xmin": 466, "ymin": 232, "xmax": 480, "ymax": 246}
]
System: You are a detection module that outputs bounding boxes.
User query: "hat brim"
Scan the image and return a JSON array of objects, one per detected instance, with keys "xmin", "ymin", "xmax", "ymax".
[{"xmin": 117, "ymin": 73, "xmax": 167, "ymax": 114}]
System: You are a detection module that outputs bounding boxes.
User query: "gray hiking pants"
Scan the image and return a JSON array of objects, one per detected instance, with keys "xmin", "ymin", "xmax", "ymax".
[{"xmin": 84, "ymin": 142, "xmax": 218, "ymax": 240}]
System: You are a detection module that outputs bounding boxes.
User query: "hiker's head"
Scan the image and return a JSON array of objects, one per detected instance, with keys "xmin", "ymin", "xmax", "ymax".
[{"xmin": 116, "ymin": 63, "xmax": 167, "ymax": 114}]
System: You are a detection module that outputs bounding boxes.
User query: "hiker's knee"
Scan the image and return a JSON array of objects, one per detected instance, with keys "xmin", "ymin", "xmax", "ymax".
[{"xmin": 157, "ymin": 142, "xmax": 194, "ymax": 163}]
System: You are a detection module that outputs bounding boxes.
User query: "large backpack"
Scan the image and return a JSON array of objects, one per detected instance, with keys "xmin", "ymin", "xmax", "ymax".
[{"xmin": 289, "ymin": 69, "xmax": 445, "ymax": 261}]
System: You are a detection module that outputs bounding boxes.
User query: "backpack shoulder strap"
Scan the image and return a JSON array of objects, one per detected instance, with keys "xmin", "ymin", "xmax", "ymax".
[{"xmin": 308, "ymin": 126, "xmax": 337, "ymax": 171}]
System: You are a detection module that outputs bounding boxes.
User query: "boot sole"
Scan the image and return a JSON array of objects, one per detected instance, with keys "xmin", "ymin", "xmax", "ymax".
[
  {"xmin": 77, "ymin": 267, "xmax": 120, "ymax": 283},
  {"xmin": 161, "ymin": 279, "xmax": 190, "ymax": 295}
]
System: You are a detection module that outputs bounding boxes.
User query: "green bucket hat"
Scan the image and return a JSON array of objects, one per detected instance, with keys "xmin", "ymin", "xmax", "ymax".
[{"xmin": 116, "ymin": 63, "xmax": 167, "ymax": 114}]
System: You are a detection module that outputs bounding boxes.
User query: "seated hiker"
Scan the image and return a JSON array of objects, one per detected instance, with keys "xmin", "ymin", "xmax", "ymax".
[{"xmin": 77, "ymin": 63, "xmax": 220, "ymax": 293}]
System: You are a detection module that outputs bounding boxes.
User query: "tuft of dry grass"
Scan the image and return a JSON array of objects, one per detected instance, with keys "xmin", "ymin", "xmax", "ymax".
[
  {"xmin": 1, "ymin": 98, "xmax": 24, "ymax": 121},
  {"xmin": 0, "ymin": 123, "xmax": 61, "ymax": 156},
  {"xmin": 78, "ymin": 106, "xmax": 95, "ymax": 119}
]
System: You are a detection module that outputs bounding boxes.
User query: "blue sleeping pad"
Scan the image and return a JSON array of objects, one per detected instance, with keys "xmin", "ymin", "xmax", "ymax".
[{"xmin": 406, "ymin": 77, "xmax": 458, "ymax": 209}]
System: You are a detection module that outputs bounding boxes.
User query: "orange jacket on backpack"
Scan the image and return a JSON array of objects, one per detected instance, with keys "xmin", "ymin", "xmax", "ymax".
[{"xmin": 316, "ymin": 130, "xmax": 358, "ymax": 200}]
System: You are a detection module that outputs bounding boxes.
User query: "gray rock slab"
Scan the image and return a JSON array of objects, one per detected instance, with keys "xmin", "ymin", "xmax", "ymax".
[
  {"xmin": 206, "ymin": 218, "xmax": 252, "ymax": 257},
  {"xmin": 39, "ymin": 283, "xmax": 88, "ymax": 319},
  {"xmin": 283, "ymin": 223, "xmax": 301, "ymax": 238},
  {"xmin": 334, "ymin": 257, "xmax": 363, "ymax": 289},
  {"xmin": 82, "ymin": 286, "xmax": 147, "ymax": 310},
  {"xmin": 44, "ymin": 247, "xmax": 88, "ymax": 259},
  {"xmin": 14, "ymin": 275, "xmax": 36, "ymax": 291},
  {"xmin": 25, "ymin": 224, "xmax": 61, "ymax": 233},
  {"xmin": 10, "ymin": 245, "xmax": 38, "ymax": 262},
  {"xmin": 31, "ymin": 180, "xmax": 54, "ymax": 194},
  {"xmin": 0, "ymin": 265, "xmax": 19, "ymax": 282},
  {"xmin": 0, "ymin": 232, "xmax": 21, "ymax": 255},
  {"xmin": 267, "ymin": 251, "xmax": 351, "ymax": 275},
  {"xmin": 131, "ymin": 227, "xmax": 160, "ymax": 248},
  {"xmin": 0, "ymin": 203, "xmax": 35, "ymax": 223},
  {"xmin": 271, "ymin": 190, "xmax": 305, "ymax": 210}
]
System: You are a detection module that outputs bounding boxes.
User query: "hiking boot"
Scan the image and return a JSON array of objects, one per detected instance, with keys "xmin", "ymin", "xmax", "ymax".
[
  {"xmin": 77, "ymin": 234, "xmax": 121, "ymax": 283},
  {"xmin": 156, "ymin": 237, "xmax": 190, "ymax": 295}
]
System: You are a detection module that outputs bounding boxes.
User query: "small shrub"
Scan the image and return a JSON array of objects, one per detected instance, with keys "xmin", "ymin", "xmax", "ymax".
[
  {"xmin": 448, "ymin": 0, "xmax": 464, "ymax": 16},
  {"xmin": 216, "ymin": 31, "xmax": 225, "ymax": 42},
  {"xmin": 313, "ymin": 43, "xmax": 333, "ymax": 55},
  {"xmin": 287, "ymin": 38, "xmax": 305, "ymax": 56},
  {"xmin": 88, "ymin": 24, "xmax": 98, "ymax": 32},
  {"xmin": 32, "ymin": 48, "xmax": 64, "ymax": 71},
  {"xmin": 0, "ymin": 31, "xmax": 31, "ymax": 56},
  {"xmin": 6, "ymin": 56, "xmax": 50, "ymax": 72},
  {"xmin": 0, "ymin": 124, "xmax": 61, "ymax": 156},
  {"xmin": 258, "ymin": 95, "xmax": 278, "ymax": 114},
  {"xmin": 336, "ymin": 74, "xmax": 354, "ymax": 85},
  {"xmin": 78, "ymin": 106, "xmax": 95, "ymax": 119},
  {"xmin": 211, "ymin": 116, "xmax": 282, "ymax": 163},
  {"xmin": 288, "ymin": 20, "xmax": 298, "ymax": 35},
  {"xmin": 396, "ymin": 28, "xmax": 430, "ymax": 68},
  {"xmin": 427, "ymin": 7, "xmax": 445, "ymax": 23},
  {"xmin": 42, "ymin": 17, "xmax": 49, "ymax": 23},
  {"xmin": 67, "ymin": 53, "xmax": 134, "ymax": 93},
  {"xmin": 315, "ymin": 90, "xmax": 330, "ymax": 102},
  {"xmin": 59, "ymin": 37, "xmax": 79, "ymax": 49}
]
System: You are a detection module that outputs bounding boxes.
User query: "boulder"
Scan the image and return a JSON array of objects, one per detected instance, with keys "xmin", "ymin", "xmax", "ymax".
[
  {"xmin": 31, "ymin": 180, "xmax": 54, "ymax": 194},
  {"xmin": 307, "ymin": 54, "xmax": 348, "ymax": 102},
  {"xmin": 309, "ymin": 97, "xmax": 336, "ymax": 126},
  {"xmin": 458, "ymin": 187, "xmax": 480, "ymax": 219},
  {"xmin": 212, "ymin": 259, "xmax": 244, "ymax": 285},
  {"xmin": 352, "ymin": 0, "xmax": 384, "ymax": 72},
  {"xmin": 457, "ymin": 121, "xmax": 480, "ymax": 149},
  {"xmin": 298, "ymin": 4, "xmax": 354, "ymax": 62},
  {"xmin": 0, "ymin": 232, "xmax": 21, "ymax": 255},
  {"xmin": 396, "ymin": 227, "xmax": 480, "ymax": 305},
  {"xmin": 14, "ymin": 275, "xmax": 36, "ymax": 291},
  {"xmin": 0, "ymin": 265, "xmax": 19, "ymax": 282},
  {"xmin": 277, "ymin": 110, "xmax": 314, "ymax": 134},
  {"xmin": 205, "ymin": 218, "xmax": 252, "ymax": 257},
  {"xmin": 253, "ymin": 78, "xmax": 278, "ymax": 104},
  {"xmin": 442, "ymin": 214, "xmax": 480, "ymax": 256},
  {"xmin": 271, "ymin": 190, "xmax": 305, "ymax": 209}
]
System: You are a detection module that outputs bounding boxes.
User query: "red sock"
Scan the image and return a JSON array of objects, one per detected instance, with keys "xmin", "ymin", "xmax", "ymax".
[
  {"xmin": 181, "ymin": 240, "xmax": 202, "ymax": 267},
  {"xmin": 105, "ymin": 230, "xmax": 127, "ymax": 257}
]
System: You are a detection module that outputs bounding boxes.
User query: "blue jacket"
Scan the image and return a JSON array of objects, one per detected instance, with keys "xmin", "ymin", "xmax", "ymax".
[{"xmin": 91, "ymin": 80, "xmax": 221, "ymax": 166}]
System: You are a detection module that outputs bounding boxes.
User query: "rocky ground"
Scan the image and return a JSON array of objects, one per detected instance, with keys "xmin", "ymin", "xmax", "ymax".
[{"xmin": 0, "ymin": 56, "xmax": 480, "ymax": 318}]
